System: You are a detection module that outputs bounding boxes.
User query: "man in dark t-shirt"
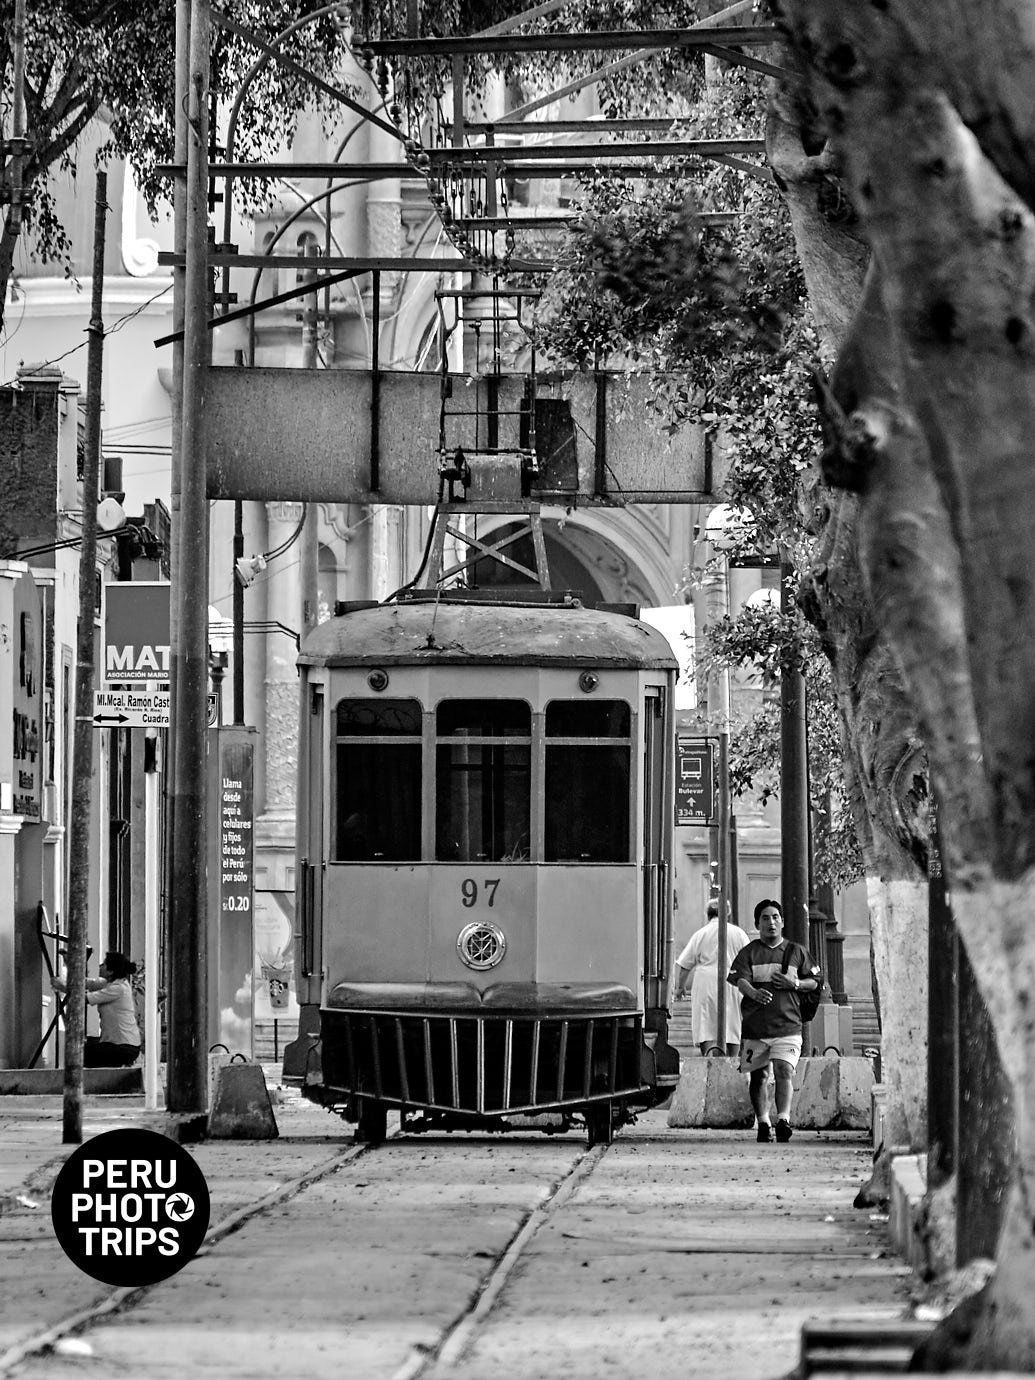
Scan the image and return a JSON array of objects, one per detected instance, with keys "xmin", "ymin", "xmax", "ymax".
[{"xmin": 727, "ymin": 898, "xmax": 822, "ymax": 1143}]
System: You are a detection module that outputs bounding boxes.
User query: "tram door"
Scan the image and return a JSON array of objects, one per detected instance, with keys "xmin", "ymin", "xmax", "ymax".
[
  {"xmin": 298, "ymin": 683, "xmax": 324, "ymax": 1007},
  {"xmin": 641, "ymin": 686, "xmax": 670, "ymax": 1014}
]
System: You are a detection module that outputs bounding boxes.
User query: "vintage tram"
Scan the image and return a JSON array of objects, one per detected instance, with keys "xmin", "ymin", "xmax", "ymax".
[{"xmin": 292, "ymin": 588, "xmax": 681, "ymax": 1144}]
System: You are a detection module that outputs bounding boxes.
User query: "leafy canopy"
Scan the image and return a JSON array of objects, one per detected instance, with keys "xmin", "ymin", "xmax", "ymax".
[{"xmin": 0, "ymin": 1, "xmax": 355, "ymax": 285}]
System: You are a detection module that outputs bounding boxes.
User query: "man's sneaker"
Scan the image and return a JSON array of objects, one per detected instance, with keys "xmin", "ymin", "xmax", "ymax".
[
  {"xmin": 775, "ymin": 1119, "xmax": 793, "ymax": 1143},
  {"xmin": 756, "ymin": 1122, "xmax": 772, "ymax": 1143}
]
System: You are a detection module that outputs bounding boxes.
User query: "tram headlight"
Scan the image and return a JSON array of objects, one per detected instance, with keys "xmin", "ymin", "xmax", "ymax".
[
  {"xmin": 578, "ymin": 671, "xmax": 599, "ymax": 693},
  {"xmin": 367, "ymin": 668, "xmax": 390, "ymax": 692}
]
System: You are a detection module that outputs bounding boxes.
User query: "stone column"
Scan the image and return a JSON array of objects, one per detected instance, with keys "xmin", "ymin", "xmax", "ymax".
[
  {"xmin": 257, "ymin": 501, "xmax": 304, "ymax": 882},
  {"xmin": 0, "ymin": 814, "xmax": 24, "ymax": 1065}
]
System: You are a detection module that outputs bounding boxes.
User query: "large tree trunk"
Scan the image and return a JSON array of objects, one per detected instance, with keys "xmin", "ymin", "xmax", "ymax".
[
  {"xmin": 771, "ymin": 0, "xmax": 1035, "ymax": 1366},
  {"xmin": 767, "ymin": 88, "xmax": 930, "ymax": 1177}
]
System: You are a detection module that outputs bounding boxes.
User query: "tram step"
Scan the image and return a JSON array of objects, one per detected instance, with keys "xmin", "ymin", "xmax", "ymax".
[{"xmin": 799, "ymin": 1319, "xmax": 935, "ymax": 1377}]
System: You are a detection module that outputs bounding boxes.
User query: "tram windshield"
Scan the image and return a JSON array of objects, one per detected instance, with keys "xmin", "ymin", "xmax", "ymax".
[
  {"xmin": 334, "ymin": 698, "xmax": 422, "ymax": 861},
  {"xmin": 436, "ymin": 700, "xmax": 531, "ymax": 862},
  {"xmin": 544, "ymin": 700, "xmax": 631, "ymax": 862}
]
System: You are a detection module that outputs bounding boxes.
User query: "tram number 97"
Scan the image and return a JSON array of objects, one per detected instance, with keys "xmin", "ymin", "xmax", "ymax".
[{"xmin": 461, "ymin": 878, "xmax": 500, "ymax": 908}]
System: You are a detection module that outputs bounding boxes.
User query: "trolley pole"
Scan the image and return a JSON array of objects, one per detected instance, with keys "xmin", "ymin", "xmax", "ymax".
[{"xmin": 167, "ymin": 0, "xmax": 211, "ymax": 1114}]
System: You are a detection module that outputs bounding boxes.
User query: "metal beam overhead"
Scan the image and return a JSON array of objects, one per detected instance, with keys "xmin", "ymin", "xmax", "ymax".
[
  {"xmin": 157, "ymin": 251, "xmax": 552, "ymax": 273},
  {"xmin": 423, "ymin": 139, "xmax": 766, "ymax": 163},
  {"xmin": 361, "ymin": 25, "xmax": 777, "ymax": 56},
  {"xmin": 163, "ymin": 159, "xmax": 761, "ymax": 183},
  {"xmin": 452, "ymin": 211, "xmax": 739, "ymax": 229},
  {"xmin": 465, "ymin": 117, "xmax": 723, "ymax": 133}
]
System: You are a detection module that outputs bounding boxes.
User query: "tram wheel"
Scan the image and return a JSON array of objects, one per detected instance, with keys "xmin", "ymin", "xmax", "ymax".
[
  {"xmin": 586, "ymin": 1102, "xmax": 614, "ymax": 1147},
  {"xmin": 355, "ymin": 1099, "xmax": 388, "ymax": 1145}
]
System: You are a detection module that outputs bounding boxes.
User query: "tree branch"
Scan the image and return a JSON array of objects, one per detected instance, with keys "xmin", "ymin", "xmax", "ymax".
[{"xmin": 34, "ymin": 99, "xmax": 101, "ymax": 172}]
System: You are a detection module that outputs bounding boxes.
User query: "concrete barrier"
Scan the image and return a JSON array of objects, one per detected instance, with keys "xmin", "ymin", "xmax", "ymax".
[
  {"xmin": 667, "ymin": 1055, "xmax": 875, "ymax": 1130},
  {"xmin": 207, "ymin": 1062, "xmax": 279, "ymax": 1139}
]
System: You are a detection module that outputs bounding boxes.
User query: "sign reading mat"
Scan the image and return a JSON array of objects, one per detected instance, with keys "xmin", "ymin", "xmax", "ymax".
[{"xmin": 102, "ymin": 582, "xmax": 171, "ymax": 683}]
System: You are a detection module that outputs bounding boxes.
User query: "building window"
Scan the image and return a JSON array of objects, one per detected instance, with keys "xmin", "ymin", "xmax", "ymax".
[
  {"xmin": 544, "ymin": 700, "xmax": 631, "ymax": 862},
  {"xmin": 436, "ymin": 700, "xmax": 531, "ymax": 862},
  {"xmin": 333, "ymin": 698, "xmax": 422, "ymax": 861}
]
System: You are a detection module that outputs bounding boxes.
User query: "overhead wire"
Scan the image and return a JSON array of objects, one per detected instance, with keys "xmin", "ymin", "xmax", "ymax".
[{"xmin": 0, "ymin": 283, "xmax": 173, "ymax": 388}]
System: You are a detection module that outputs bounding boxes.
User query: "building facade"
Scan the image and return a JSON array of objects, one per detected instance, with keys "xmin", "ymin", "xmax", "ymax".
[{"xmin": 0, "ymin": 73, "xmax": 873, "ymax": 1070}]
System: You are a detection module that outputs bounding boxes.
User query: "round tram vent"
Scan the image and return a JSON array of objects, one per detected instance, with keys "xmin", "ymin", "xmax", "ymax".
[{"xmin": 456, "ymin": 922, "xmax": 507, "ymax": 971}]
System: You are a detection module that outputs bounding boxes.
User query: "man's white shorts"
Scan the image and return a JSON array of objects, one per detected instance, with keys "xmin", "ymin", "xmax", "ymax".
[{"xmin": 740, "ymin": 1034, "xmax": 803, "ymax": 1074}]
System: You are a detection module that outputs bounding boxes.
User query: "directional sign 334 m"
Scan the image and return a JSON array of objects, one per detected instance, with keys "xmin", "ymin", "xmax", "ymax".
[{"xmin": 93, "ymin": 688, "xmax": 170, "ymax": 729}]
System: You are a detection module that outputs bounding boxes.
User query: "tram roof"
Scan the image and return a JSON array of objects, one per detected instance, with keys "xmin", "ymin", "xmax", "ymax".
[{"xmin": 298, "ymin": 594, "xmax": 679, "ymax": 670}]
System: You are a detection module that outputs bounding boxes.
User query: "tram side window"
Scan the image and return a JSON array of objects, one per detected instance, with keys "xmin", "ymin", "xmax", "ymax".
[
  {"xmin": 334, "ymin": 698, "xmax": 422, "ymax": 861},
  {"xmin": 545, "ymin": 700, "xmax": 631, "ymax": 862},
  {"xmin": 436, "ymin": 700, "xmax": 531, "ymax": 862}
]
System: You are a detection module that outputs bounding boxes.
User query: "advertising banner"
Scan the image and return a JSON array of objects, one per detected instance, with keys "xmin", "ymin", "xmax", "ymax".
[{"xmin": 102, "ymin": 582, "xmax": 170, "ymax": 684}]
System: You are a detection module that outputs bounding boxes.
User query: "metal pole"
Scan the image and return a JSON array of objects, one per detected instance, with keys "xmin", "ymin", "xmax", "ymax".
[
  {"xmin": 716, "ymin": 714, "xmax": 730, "ymax": 1051},
  {"xmin": 165, "ymin": 0, "xmax": 191, "ymax": 1073},
  {"xmin": 301, "ymin": 245, "xmax": 319, "ymax": 634},
  {"xmin": 63, "ymin": 169, "xmax": 109, "ymax": 1142},
  {"xmin": 144, "ymin": 733, "xmax": 161, "ymax": 1110},
  {"xmin": 167, "ymin": 0, "xmax": 211, "ymax": 1114},
  {"xmin": 232, "ymin": 500, "xmax": 244, "ymax": 724},
  {"xmin": 8, "ymin": 0, "xmax": 25, "ymax": 241},
  {"xmin": 714, "ymin": 557, "xmax": 731, "ymax": 1052},
  {"xmin": 779, "ymin": 553, "xmax": 809, "ymax": 948}
]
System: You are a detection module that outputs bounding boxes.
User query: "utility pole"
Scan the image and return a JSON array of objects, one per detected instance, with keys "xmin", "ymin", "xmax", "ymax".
[
  {"xmin": 63, "ymin": 170, "xmax": 108, "ymax": 1143},
  {"xmin": 167, "ymin": 0, "xmax": 211, "ymax": 1114}
]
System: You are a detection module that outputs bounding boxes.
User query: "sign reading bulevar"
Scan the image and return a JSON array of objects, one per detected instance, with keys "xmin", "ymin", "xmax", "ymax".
[{"xmin": 102, "ymin": 582, "xmax": 171, "ymax": 683}]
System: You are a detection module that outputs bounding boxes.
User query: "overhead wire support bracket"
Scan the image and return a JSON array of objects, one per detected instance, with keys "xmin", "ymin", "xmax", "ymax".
[{"xmin": 153, "ymin": 268, "xmax": 361, "ymax": 348}]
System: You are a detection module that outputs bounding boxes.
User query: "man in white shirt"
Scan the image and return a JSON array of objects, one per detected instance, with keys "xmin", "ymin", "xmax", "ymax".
[{"xmin": 672, "ymin": 899, "xmax": 751, "ymax": 1055}]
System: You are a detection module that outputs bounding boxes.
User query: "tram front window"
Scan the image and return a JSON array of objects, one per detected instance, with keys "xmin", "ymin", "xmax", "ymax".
[
  {"xmin": 436, "ymin": 700, "xmax": 531, "ymax": 862},
  {"xmin": 545, "ymin": 700, "xmax": 631, "ymax": 862},
  {"xmin": 334, "ymin": 698, "xmax": 422, "ymax": 861}
]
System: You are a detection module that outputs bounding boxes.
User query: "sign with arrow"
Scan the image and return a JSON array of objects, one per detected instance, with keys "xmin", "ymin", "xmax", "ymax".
[{"xmin": 93, "ymin": 688, "xmax": 170, "ymax": 729}]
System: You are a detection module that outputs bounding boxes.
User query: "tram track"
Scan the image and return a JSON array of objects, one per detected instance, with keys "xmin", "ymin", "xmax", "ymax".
[
  {"xmin": 0, "ymin": 1132, "xmax": 389, "ymax": 1375},
  {"xmin": 0, "ymin": 1121, "xmax": 915, "ymax": 1380},
  {"xmin": 390, "ymin": 1141, "xmax": 608, "ymax": 1380}
]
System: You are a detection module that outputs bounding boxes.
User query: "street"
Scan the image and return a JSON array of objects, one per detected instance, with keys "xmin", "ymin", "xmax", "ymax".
[{"xmin": 1, "ymin": 1098, "xmax": 911, "ymax": 1380}]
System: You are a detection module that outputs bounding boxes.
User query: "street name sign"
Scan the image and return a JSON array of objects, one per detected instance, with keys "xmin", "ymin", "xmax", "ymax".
[{"xmin": 93, "ymin": 688, "xmax": 171, "ymax": 729}]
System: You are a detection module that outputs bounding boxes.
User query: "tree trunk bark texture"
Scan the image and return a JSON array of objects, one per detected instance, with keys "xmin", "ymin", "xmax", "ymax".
[
  {"xmin": 770, "ymin": 0, "xmax": 1035, "ymax": 1366},
  {"xmin": 767, "ymin": 81, "xmax": 931, "ymax": 1176}
]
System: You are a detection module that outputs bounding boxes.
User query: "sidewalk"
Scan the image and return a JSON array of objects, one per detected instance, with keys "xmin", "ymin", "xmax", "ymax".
[
  {"xmin": 2, "ymin": 1084, "xmax": 922, "ymax": 1379},
  {"xmin": 0, "ymin": 1070, "xmax": 344, "ymax": 1364}
]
